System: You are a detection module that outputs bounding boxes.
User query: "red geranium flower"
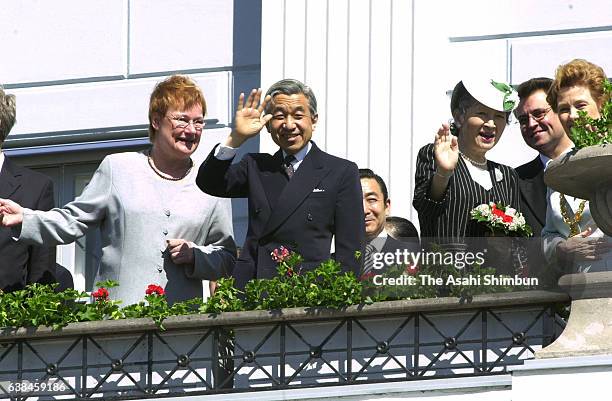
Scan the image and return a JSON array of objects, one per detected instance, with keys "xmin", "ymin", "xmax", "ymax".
[
  {"xmin": 359, "ymin": 271, "xmax": 376, "ymax": 281},
  {"xmin": 405, "ymin": 264, "xmax": 419, "ymax": 276},
  {"xmin": 92, "ymin": 287, "xmax": 109, "ymax": 301},
  {"xmin": 146, "ymin": 284, "xmax": 165, "ymax": 296},
  {"xmin": 271, "ymin": 246, "xmax": 291, "ymax": 263}
]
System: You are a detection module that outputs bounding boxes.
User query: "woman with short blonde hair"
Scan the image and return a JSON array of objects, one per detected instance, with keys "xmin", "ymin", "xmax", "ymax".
[
  {"xmin": 542, "ymin": 59, "xmax": 612, "ymax": 273},
  {"xmin": 0, "ymin": 76, "xmax": 236, "ymax": 304}
]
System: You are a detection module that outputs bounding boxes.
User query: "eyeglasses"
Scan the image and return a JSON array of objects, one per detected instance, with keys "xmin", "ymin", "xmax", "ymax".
[
  {"xmin": 516, "ymin": 107, "xmax": 552, "ymax": 127},
  {"xmin": 166, "ymin": 115, "xmax": 205, "ymax": 131}
]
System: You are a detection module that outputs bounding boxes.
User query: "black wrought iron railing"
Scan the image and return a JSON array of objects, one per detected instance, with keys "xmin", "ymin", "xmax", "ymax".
[{"xmin": 0, "ymin": 290, "xmax": 568, "ymax": 400}]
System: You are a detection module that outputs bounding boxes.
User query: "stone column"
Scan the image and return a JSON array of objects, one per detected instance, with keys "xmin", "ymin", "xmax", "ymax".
[{"xmin": 537, "ymin": 145, "xmax": 612, "ymax": 358}]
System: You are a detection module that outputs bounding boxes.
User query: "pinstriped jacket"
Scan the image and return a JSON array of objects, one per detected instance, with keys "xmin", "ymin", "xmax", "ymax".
[{"xmin": 413, "ymin": 143, "xmax": 521, "ymax": 245}]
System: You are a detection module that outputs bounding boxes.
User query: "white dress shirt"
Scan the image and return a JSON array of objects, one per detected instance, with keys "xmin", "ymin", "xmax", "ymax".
[{"xmin": 214, "ymin": 142, "xmax": 312, "ymax": 172}]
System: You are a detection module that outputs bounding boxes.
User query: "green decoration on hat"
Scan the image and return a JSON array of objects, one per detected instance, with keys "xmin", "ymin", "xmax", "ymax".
[{"xmin": 490, "ymin": 80, "xmax": 518, "ymax": 112}]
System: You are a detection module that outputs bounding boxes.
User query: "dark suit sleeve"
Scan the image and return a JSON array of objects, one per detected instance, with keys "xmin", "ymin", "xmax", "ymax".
[
  {"xmin": 196, "ymin": 145, "xmax": 250, "ymax": 198},
  {"xmin": 25, "ymin": 176, "xmax": 57, "ymax": 285},
  {"xmin": 333, "ymin": 162, "xmax": 365, "ymax": 275}
]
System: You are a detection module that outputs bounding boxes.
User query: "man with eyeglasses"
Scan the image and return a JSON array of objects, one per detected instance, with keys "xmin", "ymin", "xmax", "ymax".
[
  {"xmin": 197, "ymin": 79, "xmax": 364, "ymax": 289},
  {"xmin": 514, "ymin": 78, "xmax": 573, "ymax": 235},
  {"xmin": 514, "ymin": 78, "xmax": 573, "ymax": 285}
]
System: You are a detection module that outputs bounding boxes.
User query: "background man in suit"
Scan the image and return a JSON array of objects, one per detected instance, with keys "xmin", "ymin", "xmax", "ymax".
[
  {"xmin": 197, "ymin": 79, "xmax": 364, "ymax": 289},
  {"xmin": 514, "ymin": 78, "xmax": 573, "ymax": 235},
  {"xmin": 360, "ymin": 168, "xmax": 418, "ymax": 275},
  {"xmin": 0, "ymin": 86, "xmax": 59, "ymax": 292},
  {"xmin": 514, "ymin": 78, "xmax": 573, "ymax": 285}
]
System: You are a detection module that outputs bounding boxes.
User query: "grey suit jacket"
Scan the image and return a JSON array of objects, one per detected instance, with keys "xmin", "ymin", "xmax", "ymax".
[
  {"xmin": 19, "ymin": 152, "xmax": 236, "ymax": 305},
  {"xmin": 542, "ymin": 188, "xmax": 612, "ymax": 273}
]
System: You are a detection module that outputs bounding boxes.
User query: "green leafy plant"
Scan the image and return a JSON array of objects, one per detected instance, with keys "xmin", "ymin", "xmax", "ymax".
[
  {"xmin": 0, "ymin": 247, "xmax": 536, "ymax": 331},
  {"xmin": 241, "ymin": 249, "xmax": 363, "ymax": 310},
  {"xmin": 78, "ymin": 280, "xmax": 123, "ymax": 322},
  {"xmin": 360, "ymin": 263, "xmax": 437, "ymax": 302},
  {"xmin": 570, "ymin": 80, "xmax": 612, "ymax": 149},
  {"xmin": 360, "ymin": 256, "xmax": 527, "ymax": 304},
  {"xmin": 0, "ymin": 284, "xmax": 88, "ymax": 330},
  {"xmin": 121, "ymin": 284, "xmax": 205, "ymax": 329},
  {"xmin": 203, "ymin": 278, "xmax": 242, "ymax": 314}
]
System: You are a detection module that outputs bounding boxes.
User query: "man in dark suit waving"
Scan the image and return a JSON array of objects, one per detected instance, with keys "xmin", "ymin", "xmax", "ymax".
[
  {"xmin": 0, "ymin": 87, "xmax": 58, "ymax": 292},
  {"xmin": 197, "ymin": 79, "xmax": 364, "ymax": 289}
]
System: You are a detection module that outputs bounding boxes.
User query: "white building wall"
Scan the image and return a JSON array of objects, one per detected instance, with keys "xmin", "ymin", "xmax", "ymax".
[
  {"xmin": 2, "ymin": 0, "xmax": 237, "ymax": 146},
  {"xmin": 260, "ymin": 0, "xmax": 612, "ymax": 224}
]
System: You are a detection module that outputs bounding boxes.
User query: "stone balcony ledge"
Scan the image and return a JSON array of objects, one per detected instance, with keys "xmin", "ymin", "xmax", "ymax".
[{"xmin": 0, "ymin": 290, "xmax": 569, "ymax": 341}]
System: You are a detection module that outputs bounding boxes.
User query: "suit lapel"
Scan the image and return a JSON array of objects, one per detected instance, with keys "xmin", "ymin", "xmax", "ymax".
[
  {"xmin": 261, "ymin": 144, "xmax": 329, "ymax": 238},
  {"xmin": 530, "ymin": 168, "xmax": 547, "ymax": 227},
  {"xmin": 519, "ymin": 160, "xmax": 547, "ymax": 227},
  {"xmin": 258, "ymin": 150, "xmax": 288, "ymax": 210},
  {"xmin": 380, "ymin": 237, "xmax": 394, "ymax": 253},
  {"xmin": 0, "ymin": 158, "xmax": 21, "ymax": 199}
]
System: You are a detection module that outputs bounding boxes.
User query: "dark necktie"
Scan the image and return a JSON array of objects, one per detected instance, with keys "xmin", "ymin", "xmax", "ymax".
[{"xmin": 283, "ymin": 155, "xmax": 296, "ymax": 179}]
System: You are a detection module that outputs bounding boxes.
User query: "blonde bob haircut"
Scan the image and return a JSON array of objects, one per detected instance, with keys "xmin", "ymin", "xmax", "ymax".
[
  {"xmin": 547, "ymin": 59, "xmax": 609, "ymax": 113},
  {"xmin": 148, "ymin": 75, "xmax": 207, "ymax": 141}
]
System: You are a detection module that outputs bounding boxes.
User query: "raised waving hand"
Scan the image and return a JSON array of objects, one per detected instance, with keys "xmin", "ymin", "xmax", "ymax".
[
  {"xmin": 225, "ymin": 89, "xmax": 273, "ymax": 148},
  {"xmin": 433, "ymin": 123, "xmax": 459, "ymax": 174}
]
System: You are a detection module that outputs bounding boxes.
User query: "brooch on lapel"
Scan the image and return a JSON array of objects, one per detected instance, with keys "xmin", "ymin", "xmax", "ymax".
[{"xmin": 494, "ymin": 168, "xmax": 504, "ymax": 182}]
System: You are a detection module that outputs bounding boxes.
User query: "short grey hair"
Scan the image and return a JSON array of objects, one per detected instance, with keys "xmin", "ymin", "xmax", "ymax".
[
  {"xmin": 264, "ymin": 79, "xmax": 318, "ymax": 117},
  {"xmin": 0, "ymin": 86, "xmax": 17, "ymax": 144}
]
